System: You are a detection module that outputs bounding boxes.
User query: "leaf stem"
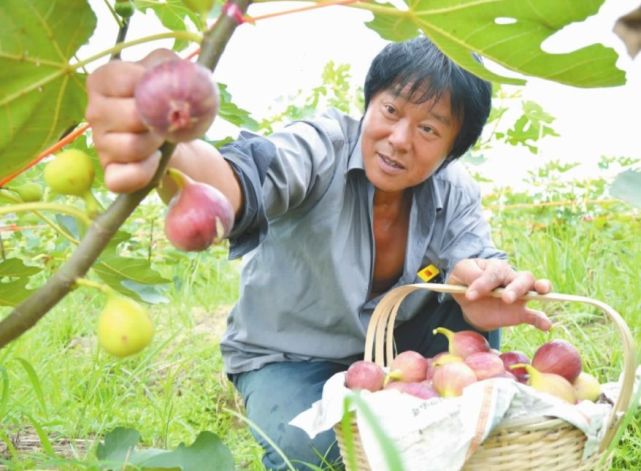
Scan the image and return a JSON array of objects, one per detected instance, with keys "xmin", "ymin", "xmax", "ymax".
[
  {"xmin": 0, "ymin": 203, "xmax": 91, "ymax": 227},
  {"xmin": 74, "ymin": 277, "xmax": 112, "ymax": 295}
]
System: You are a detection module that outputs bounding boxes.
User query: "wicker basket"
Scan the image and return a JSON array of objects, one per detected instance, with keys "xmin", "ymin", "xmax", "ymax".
[{"xmin": 335, "ymin": 283, "xmax": 637, "ymax": 471}]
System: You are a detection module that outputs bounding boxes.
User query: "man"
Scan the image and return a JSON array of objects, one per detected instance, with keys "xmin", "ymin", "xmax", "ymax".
[{"xmin": 86, "ymin": 36, "xmax": 552, "ymax": 470}]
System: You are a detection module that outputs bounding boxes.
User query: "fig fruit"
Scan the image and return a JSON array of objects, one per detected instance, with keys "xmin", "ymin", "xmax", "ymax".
[
  {"xmin": 115, "ymin": 0, "xmax": 135, "ymax": 18},
  {"xmin": 345, "ymin": 360, "xmax": 385, "ymax": 392},
  {"xmin": 385, "ymin": 380, "xmax": 438, "ymax": 400},
  {"xmin": 13, "ymin": 182, "xmax": 43, "ymax": 202},
  {"xmin": 164, "ymin": 168, "xmax": 235, "ymax": 251},
  {"xmin": 44, "ymin": 149, "xmax": 95, "ymax": 196},
  {"xmin": 513, "ymin": 363, "xmax": 576, "ymax": 404},
  {"xmin": 97, "ymin": 295, "xmax": 154, "ymax": 357},
  {"xmin": 573, "ymin": 371, "xmax": 601, "ymax": 402},
  {"xmin": 532, "ymin": 339, "xmax": 582, "ymax": 383},
  {"xmin": 134, "ymin": 59, "xmax": 219, "ymax": 142},
  {"xmin": 432, "ymin": 352, "xmax": 463, "ymax": 367},
  {"xmin": 386, "ymin": 350, "xmax": 429, "ymax": 383},
  {"xmin": 433, "ymin": 327, "xmax": 490, "ymax": 359},
  {"xmin": 464, "ymin": 351, "xmax": 505, "ymax": 380},
  {"xmin": 432, "ymin": 362, "xmax": 477, "ymax": 398},
  {"xmin": 499, "ymin": 350, "xmax": 530, "ymax": 383}
]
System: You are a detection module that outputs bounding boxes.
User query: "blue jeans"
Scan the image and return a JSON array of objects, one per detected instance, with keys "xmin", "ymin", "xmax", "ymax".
[
  {"xmin": 229, "ymin": 297, "xmax": 500, "ymax": 470},
  {"xmin": 230, "ymin": 361, "xmax": 346, "ymax": 470}
]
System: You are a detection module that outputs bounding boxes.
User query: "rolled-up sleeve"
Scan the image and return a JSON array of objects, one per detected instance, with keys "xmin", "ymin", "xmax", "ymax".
[{"xmin": 220, "ymin": 117, "xmax": 343, "ymax": 259}]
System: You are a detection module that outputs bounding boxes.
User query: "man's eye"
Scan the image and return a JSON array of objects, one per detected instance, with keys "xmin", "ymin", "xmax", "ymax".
[
  {"xmin": 420, "ymin": 125, "xmax": 434, "ymax": 134},
  {"xmin": 383, "ymin": 104, "xmax": 396, "ymax": 114}
]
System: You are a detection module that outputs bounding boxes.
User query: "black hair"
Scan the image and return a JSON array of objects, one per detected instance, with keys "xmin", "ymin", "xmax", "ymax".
[{"xmin": 363, "ymin": 36, "xmax": 492, "ymax": 160}]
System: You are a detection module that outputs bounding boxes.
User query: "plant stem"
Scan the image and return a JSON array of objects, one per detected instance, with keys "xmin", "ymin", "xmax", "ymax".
[
  {"xmin": 0, "ymin": 0, "xmax": 253, "ymax": 349},
  {"xmin": 0, "ymin": 203, "xmax": 91, "ymax": 227},
  {"xmin": 74, "ymin": 278, "xmax": 113, "ymax": 295}
]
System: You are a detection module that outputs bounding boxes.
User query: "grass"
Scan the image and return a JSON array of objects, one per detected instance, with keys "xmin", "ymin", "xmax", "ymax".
[{"xmin": 0, "ymin": 176, "xmax": 640, "ymax": 470}]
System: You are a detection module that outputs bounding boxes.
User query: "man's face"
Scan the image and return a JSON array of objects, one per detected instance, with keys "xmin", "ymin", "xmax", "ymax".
[{"xmin": 361, "ymin": 87, "xmax": 460, "ymax": 194}]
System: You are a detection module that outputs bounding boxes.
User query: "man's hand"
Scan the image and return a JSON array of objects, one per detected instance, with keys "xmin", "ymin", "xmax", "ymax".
[
  {"xmin": 447, "ymin": 258, "xmax": 553, "ymax": 332},
  {"xmin": 85, "ymin": 49, "xmax": 178, "ymax": 193}
]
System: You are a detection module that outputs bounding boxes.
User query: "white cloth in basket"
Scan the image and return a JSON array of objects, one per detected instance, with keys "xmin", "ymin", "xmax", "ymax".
[{"xmin": 290, "ymin": 371, "xmax": 615, "ymax": 471}]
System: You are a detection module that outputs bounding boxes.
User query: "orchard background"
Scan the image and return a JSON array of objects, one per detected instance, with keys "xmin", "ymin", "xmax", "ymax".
[{"xmin": 1, "ymin": 0, "xmax": 640, "ymax": 469}]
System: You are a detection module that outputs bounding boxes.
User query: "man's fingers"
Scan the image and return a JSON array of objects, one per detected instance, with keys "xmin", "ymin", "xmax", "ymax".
[
  {"xmin": 138, "ymin": 48, "xmax": 179, "ymax": 69},
  {"xmin": 522, "ymin": 308, "xmax": 552, "ymax": 331},
  {"xmin": 86, "ymin": 61, "xmax": 147, "ymax": 98},
  {"xmin": 95, "ymin": 131, "xmax": 164, "ymax": 167},
  {"xmin": 103, "ymin": 151, "xmax": 161, "ymax": 193}
]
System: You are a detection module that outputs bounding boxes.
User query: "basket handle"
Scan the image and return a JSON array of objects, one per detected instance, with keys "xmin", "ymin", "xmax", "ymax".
[{"xmin": 364, "ymin": 282, "xmax": 637, "ymax": 452}]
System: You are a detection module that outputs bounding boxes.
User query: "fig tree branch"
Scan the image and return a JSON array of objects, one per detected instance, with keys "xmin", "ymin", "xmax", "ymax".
[{"xmin": 0, "ymin": 0, "xmax": 253, "ymax": 349}]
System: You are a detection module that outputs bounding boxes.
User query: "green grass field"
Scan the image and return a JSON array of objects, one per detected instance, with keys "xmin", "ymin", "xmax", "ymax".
[{"xmin": 1, "ymin": 164, "xmax": 639, "ymax": 470}]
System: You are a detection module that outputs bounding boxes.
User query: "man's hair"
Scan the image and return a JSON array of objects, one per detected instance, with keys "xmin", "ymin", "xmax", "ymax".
[{"xmin": 364, "ymin": 36, "xmax": 492, "ymax": 160}]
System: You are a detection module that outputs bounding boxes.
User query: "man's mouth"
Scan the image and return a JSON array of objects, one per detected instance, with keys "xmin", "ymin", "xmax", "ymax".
[{"xmin": 378, "ymin": 152, "xmax": 405, "ymax": 170}]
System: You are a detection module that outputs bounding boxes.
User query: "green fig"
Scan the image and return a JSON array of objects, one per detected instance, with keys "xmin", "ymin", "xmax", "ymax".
[
  {"xmin": 114, "ymin": 0, "xmax": 135, "ymax": 18},
  {"xmin": 97, "ymin": 295, "xmax": 153, "ymax": 357},
  {"xmin": 44, "ymin": 149, "xmax": 95, "ymax": 196},
  {"xmin": 514, "ymin": 363, "xmax": 576, "ymax": 404},
  {"xmin": 13, "ymin": 182, "xmax": 43, "ymax": 202}
]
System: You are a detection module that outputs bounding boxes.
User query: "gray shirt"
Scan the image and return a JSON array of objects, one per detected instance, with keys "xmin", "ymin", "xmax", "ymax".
[{"xmin": 220, "ymin": 109, "xmax": 505, "ymax": 374}]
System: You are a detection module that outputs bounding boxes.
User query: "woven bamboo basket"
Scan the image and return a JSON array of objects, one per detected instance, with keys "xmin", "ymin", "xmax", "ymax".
[{"xmin": 335, "ymin": 283, "xmax": 637, "ymax": 471}]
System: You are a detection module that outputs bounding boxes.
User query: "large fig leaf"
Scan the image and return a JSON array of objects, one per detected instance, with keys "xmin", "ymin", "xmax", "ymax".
[
  {"xmin": 0, "ymin": 0, "xmax": 96, "ymax": 181},
  {"xmin": 366, "ymin": 0, "xmax": 625, "ymax": 87}
]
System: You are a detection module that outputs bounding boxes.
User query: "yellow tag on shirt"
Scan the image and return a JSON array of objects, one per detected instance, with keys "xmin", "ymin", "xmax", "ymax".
[{"xmin": 417, "ymin": 264, "xmax": 440, "ymax": 282}]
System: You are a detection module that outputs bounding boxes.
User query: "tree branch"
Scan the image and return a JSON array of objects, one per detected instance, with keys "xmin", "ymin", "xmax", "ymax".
[{"xmin": 0, "ymin": 0, "xmax": 253, "ymax": 349}]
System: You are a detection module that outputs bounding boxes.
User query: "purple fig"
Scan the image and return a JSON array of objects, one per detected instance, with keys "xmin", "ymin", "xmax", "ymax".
[
  {"xmin": 134, "ymin": 59, "xmax": 219, "ymax": 142},
  {"xmin": 532, "ymin": 339, "xmax": 582, "ymax": 383},
  {"xmin": 164, "ymin": 168, "xmax": 234, "ymax": 251},
  {"xmin": 345, "ymin": 360, "xmax": 385, "ymax": 392},
  {"xmin": 433, "ymin": 327, "xmax": 490, "ymax": 359}
]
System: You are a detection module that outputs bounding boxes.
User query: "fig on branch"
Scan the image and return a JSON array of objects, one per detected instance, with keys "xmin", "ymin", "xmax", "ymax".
[
  {"xmin": 97, "ymin": 295, "xmax": 154, "ymax": 357},
  {"xmin": 164, "ymin": 168, "xmax": 235, "ymax": 251},
  {"xmin": 532, "ymin": 339, "xmax": 582, "ymax": 383},
  {"xmin": 12, "ymin": 182, "xmax": 43, "ymax": 202},
  {"xmin": 433, "ymin": 327, "xmax": 490, "ymax": 359},
  {"xmin": 134, "ymin": 59, "xmax": 219, "ymax": 143},
  {"xmin": 114, "ymin": 0, "xmax": 135, "ymax": 18},
  {"xmin": 44, "ymin": 149, "xmax": 95, "ymax": 196}
]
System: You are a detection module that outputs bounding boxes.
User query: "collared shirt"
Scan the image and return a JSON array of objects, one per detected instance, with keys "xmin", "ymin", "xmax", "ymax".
[{"xmin": 219, "ymin": 109, "xmax": 505, "ymax": 374}]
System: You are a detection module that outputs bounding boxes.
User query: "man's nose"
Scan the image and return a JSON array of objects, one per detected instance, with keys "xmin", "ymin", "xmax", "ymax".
[{"xmin": 388, "ymin": 120, "xmax": 411, "ymax": 151}]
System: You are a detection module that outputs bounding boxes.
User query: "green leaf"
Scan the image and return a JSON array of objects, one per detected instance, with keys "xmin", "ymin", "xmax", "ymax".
[
  {"xmin": 136, "ymin": 0, "xmax": 201, "ymax": 49},
  {"xmin": 610, "ymin": 169, "xmax": 641, "ymax": 208},
  {"xmin": 96, "ymin": 426, "xmax": 141, "ymax": 462},
  {"xmin": 97, "ymin": 428, "xmax": 234, "ymax": 471},
  {"xmin": 366, "ymin": 0, "xmax": 625, "ymax": 87},
  {"xmin": 0, "ymin": 0, "xmax": 96, "ymax": 181},
  {"xmin": 0, "ymin": 279, "xmax": 35, "ymax": 307},
  {"xmin": 0, "ymin": 258, "xmax": 40, "ymax": 277},
  {"xmin": 94, "ymin": 254, "xmax": 170, "ymax": 304},
  {"xmin": 136, "ymin": 431, "xmax": 235, "ymax": 470},
  {"xmin": 365, "ymin": 1, "xmax": 420, "ymax": 41},
  {"xmin": 217, "ymin": 83, "xmax": 259, "ymax": 131}
]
